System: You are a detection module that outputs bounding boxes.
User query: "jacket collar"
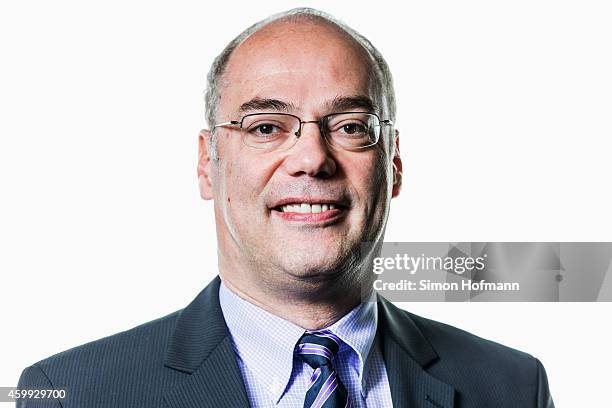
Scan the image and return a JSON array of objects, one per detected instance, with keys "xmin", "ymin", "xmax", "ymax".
[
  {"xmin": 164, "ymin": 276, "xmax": 227, "ymax": 373},
  {"xmin": 163, "ymin": 277, "xmax": 454, "ymax": 408},
  {"xmin": 163, "ymin": 276, "xmax": 250, "ymax": 407},
  {"xmin": 377, "ymin": 294, "xmax": 455, "ymax": 408}
]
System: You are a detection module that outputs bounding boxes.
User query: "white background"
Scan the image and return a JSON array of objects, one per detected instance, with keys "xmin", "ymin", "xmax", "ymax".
[{"xmin": 1, "ymin": 0, "xmax": 611, "ymax": 406}]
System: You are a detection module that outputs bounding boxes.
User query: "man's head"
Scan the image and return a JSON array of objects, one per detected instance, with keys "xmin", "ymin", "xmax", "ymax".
[{"xmin": 197, "ymin": 8, "xmax": 402, "ymax": 302}]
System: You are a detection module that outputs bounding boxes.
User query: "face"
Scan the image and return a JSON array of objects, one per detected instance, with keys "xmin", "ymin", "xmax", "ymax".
[{"xmin": 198, "ymin": 20, "xmax": 402, "ymax": 294}]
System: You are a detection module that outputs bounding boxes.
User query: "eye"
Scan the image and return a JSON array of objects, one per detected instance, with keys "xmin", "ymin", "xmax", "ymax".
[
  {"xmin": 331, "ymin": 120, "xmax": 369, "ymax": 138},
  {"xmin": 341, "ymin": 123, "xmax": 367, "ymax": 134},
  {"xmin": 247, "ymin": 122, "xmax": 283, "ymax": 137},
  {"xmin": 255, "ymin": 123, "xmax": 277, "ymax": 135}
]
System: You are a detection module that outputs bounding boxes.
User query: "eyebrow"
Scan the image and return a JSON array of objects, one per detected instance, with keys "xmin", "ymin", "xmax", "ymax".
[
  {"xmin": 238, "ymin": 98, "xmax": 297, "ymax": 114},
  {"xmin": 325, "ymin": 95, "xmax": 378, "ymax": 114},
  {"xmin": 237, "ymin": 94, "xmax": 379, "ymax": 116}
]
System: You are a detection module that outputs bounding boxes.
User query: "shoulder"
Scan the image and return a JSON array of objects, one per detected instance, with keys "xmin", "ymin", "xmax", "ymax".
[
  {"xmin": 16, "ymin": 279, "xmax": 227, "ymax": 407},
  {"xmin": 379, "ymin": 298, "xmax": 536, "ymax": 368},
  {"xmin": 18, "ymin": 309, "xmax": 183, "ymax": 405},
  {"xmin": 393, "ymin": 305, "xmax": 549, "ymax": 404},
  {"xmin": 378, "ymin": 296, "xmax": 550, "ymax": 392},
  {"xmin": 383, "ymin": 300, "xmax": 547, "ymax": 406},
  {"xmin": 408, "ymin": 310, "xmax": 535, "ymax": 364},
  {"xmin": 37, "ymin": 309, "xmax": 181, "ymax": 372}
]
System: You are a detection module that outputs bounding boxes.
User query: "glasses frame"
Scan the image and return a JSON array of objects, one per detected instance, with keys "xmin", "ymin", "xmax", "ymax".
[{"xmin": 213, "ymin": 111, "xmax": 393, "ymax": 151}]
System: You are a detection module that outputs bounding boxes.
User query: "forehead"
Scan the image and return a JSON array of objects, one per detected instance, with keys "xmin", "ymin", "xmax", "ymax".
[{"xmin": 220, "ymin": 20, "xmax": 375, "ymax": 116}]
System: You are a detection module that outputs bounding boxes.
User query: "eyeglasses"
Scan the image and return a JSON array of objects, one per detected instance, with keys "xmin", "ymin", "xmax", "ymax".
[{"xmin": 213, "ymin": 112, "xmax": 393, "ymax": 152}]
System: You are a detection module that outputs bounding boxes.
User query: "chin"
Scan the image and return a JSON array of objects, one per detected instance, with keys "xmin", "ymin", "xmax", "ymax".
[{"xmin": 279, "ymin": 247, "xmax": 362, "ymax": 282}]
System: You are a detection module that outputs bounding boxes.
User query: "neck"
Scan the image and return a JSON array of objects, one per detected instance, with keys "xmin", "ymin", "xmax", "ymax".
[
  {"xmin": 216, "ymin": 228, "xmax": 377, "ymax": 329},
  {"xmin": 219, "ymin": 266, "xmax": 368, "ymax": 330}
]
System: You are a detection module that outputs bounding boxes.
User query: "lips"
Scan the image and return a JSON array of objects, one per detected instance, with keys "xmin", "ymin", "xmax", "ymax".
[
  {"xmin": 270, "ymin": 198, "xmax": 348, "ymax": 223},
  {"xmin": 278, "ymin": 203, "xmax": 338, "ymax": 213}
]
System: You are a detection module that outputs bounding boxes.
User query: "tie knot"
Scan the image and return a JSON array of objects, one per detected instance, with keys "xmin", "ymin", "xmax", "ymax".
[{"xmin": 296, "ymin": 330, "xmax": 342, "ymax": 369}]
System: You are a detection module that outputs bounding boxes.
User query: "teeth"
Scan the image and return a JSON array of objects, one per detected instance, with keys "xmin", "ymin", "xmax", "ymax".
[{"xmin": 279, "ymin": 203, "xmax": 339, "ymax": 213}]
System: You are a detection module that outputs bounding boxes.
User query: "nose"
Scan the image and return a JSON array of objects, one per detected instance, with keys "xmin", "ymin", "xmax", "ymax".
[{"xmin": 282, "ymin": 121, "xmax": 337, "ymax": 178}]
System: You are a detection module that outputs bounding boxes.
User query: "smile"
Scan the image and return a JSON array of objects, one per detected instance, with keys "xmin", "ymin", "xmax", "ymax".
[
  {"xmin": 271, "ymin": 200, "xmax": 348, "ymax": 224},
  {"xmin": 278, "ymin": 203, "xmax": 338, "ymax": 213}
]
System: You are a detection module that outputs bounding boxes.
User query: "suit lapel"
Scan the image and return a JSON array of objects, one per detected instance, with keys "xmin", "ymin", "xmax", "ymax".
[
  {"xmin": 161, "ymin": 277, "xmax": 455, "ymax": 408},
  {"xmin": 163, "ymin": 277, "xmax": 250, "ymax": 408},
  {"xmin": 378, "ymin": 296, "xmax": 455, "ymax": 408}
]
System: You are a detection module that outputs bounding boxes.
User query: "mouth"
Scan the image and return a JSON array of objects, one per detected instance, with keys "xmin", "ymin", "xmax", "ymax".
[
  {"xmin": 270, "ymin": 199, "xmax": 348, "ymax": 224},
  {"xmin": 277, "ymin": 202, "xmax": 339, "ymax": 213}
]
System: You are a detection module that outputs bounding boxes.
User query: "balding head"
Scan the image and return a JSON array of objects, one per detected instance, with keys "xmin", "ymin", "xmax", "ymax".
[{"xmin": 204, "ymin": 8, "xmax": 396, "ymax": 146}]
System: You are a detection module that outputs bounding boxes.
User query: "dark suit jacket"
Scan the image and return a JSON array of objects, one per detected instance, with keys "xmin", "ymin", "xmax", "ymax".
[{"xmin": 18, "ymin": 277, "xmax": 554, "ymax": 407}]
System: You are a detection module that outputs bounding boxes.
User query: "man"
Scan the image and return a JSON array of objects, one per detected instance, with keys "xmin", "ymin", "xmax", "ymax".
[{"xmin": 17, "ymin": 8, "xmax": 554, "ymax": 408}]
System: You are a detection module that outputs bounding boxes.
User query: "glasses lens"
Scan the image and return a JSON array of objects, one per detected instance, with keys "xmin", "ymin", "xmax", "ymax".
[
  {"xmin": 240, "ymin": 113, "xmax": 300, "ymax": 150},
  {"xmin": 324, "ymin": 113, "xmax": 380, "ymax": 149}
]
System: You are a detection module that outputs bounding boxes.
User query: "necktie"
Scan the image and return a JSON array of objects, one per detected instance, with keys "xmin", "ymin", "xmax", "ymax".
[{"xmin": 296, "ymin": 329, "xmax": 352, "ymax": 408}]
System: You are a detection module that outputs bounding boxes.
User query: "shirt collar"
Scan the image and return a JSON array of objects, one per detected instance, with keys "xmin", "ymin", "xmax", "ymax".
[
  {"xmin": 325, "ymin": 290, "xmax": 378, "ymax": 395},
  {"xmin": 219, "ymin": 282, "xmax": 378, "ymax": 402},
  {"xmin": 219, "ymin": 282, "xmax": 304, "ymax": 402}
]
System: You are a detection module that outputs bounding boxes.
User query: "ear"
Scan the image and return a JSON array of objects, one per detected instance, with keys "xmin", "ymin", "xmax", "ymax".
[
  {"xmin": 391, "ymin": 129, "xmax": 403, "ymax": 198},
  {"xmin": 197, "ymin": 130, "xmax": 214, "ymax": 200}
]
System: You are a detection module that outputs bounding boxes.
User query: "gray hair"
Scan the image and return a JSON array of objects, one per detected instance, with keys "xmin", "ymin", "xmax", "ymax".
[{"xmin": 204, "ymin": 7, "xmax": 396, "ymax": 158}]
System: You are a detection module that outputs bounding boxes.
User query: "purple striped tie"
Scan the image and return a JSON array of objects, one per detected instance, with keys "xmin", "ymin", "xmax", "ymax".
[{"xmin": 296, "ymin": 330, "xmax": 352, "ymax": 408}]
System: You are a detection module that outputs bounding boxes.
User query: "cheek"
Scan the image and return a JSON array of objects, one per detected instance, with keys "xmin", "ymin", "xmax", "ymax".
[
  {"xmin": 217, "ymin": 150, "xmax": 278, "ymax": 217},
  {"xmin": 352, "ymin": 153, "xmax": 389, "ymax": 198},
  {"xmin": 347, "ymin": 152, "xmax": 391, "ymax": 224},
  {"xmin": 216, "ymin": 141, "xmax": 250, "ymax": 199}
]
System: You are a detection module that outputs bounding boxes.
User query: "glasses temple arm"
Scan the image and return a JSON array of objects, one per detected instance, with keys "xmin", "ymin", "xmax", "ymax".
[{"xmin": 213, "ymin": 120, "xmax": 241, "ymax": 129}]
